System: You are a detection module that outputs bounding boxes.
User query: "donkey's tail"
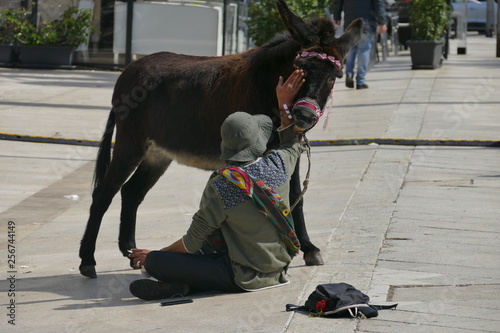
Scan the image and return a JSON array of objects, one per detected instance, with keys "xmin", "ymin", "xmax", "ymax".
[{"xmin": 93, "ymin": 110, "xmax": 115, "ymax": 190}]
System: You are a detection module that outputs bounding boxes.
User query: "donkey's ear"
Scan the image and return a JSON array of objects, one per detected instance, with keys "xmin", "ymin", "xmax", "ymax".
[
  {"xmin": 336, "ymin": 18, "xmax": 365, "ymax": 59},
  {"xmin": 276, "ymin": 0, "xmax": 318, "ymax": 47}
]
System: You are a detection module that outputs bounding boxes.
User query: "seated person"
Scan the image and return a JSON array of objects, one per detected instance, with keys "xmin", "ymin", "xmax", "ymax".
[{"xmin": 129, "ymin": 69, "xmax": 306, "ymax": 300}]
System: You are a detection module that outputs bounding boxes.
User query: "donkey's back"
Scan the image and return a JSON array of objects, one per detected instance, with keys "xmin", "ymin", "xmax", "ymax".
[{"xmin": 110, "ymin": 50, "xmax": 280, "ymax": 169}]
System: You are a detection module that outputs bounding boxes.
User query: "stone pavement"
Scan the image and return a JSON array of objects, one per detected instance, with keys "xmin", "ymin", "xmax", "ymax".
[{"xmin": 0, "ymin": 34, "xmax": 499, "ymax": 332}]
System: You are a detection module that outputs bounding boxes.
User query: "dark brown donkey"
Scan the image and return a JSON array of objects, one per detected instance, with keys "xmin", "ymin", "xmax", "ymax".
[{"xmin": 79, "ymin": 0, "xmax": 364, "ymax": 278}]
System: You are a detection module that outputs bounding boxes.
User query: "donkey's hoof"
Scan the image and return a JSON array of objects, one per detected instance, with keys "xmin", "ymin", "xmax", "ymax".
[
  {"xmin": 304, "ymin": 251, "xmax": 324, "ymax": 266},
  {"xmin": 129, "ymin": 257, "xmax": 141, "ymax": 270},
  {"xmin": 79, "ymin": 265, "xmax": 97, "ymax": 278}
]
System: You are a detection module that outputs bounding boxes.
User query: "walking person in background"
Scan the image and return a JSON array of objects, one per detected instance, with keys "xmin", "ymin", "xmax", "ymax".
[{"xmin": 333, "ymin": 0, "xmax": 387, "ymax": 89}]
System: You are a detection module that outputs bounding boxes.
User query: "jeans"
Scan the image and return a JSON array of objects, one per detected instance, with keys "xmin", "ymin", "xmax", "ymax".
[
  {"xmin": 345, "ymin": 31, "xmax": 375, "ymax": 85},
  {"xmin": 144, "ymin": 250, "xmax": 244, "ymax": 294}
]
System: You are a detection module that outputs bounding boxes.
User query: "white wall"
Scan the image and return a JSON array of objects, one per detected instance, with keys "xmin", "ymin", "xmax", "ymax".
[{"xmin": 113, "ymin": 1, "xmax": 223, "ymax": 61}]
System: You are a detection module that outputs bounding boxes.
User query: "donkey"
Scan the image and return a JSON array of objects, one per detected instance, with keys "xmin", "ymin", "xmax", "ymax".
[{"xmin": 79, "ymin": 0, "xmax": 364, "ymax": 278}]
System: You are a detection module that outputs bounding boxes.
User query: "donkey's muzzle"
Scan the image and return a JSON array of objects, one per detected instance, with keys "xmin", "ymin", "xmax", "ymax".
[{"xmin": 292, "ymin": 98, "xmax": 324, "ymax": 133}]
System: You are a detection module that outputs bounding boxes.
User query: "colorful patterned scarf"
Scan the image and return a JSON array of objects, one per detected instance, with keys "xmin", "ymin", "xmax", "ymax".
[{"xmin": 218, "ymin": 166, "xmax": 300, "ymax": 257}]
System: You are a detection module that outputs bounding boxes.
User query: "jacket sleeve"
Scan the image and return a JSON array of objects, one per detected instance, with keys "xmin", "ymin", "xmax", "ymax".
[
  {"xmin": 182, "ymin": 182, "xmax": 227, "ymax": 253},
  {"xmin": 373, "ymin": 0, "xmax": 388, "ymax": 26},
  {"xmin": 275, "ymin": 125, "xmax": 301, "ymax": 177}
]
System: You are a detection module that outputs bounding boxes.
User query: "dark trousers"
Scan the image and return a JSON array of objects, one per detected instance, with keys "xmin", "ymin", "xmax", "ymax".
[{"xmin": 144, "ymin": 250, "xmax": 244, "ymax": 294}]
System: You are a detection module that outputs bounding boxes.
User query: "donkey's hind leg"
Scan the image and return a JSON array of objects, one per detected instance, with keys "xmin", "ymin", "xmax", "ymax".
[
  {"xmin": 79, "ymin": 142, "xmax": 145, "ymax": 278},
  {"xmin": 118, "ymin": 147, "xmax": 173, "ymax": 267}
]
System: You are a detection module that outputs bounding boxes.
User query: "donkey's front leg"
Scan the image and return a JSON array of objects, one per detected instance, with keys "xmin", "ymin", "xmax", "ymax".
[{"xmin": 290, "ymin": 158, "xmax": 324, "ymax": 266}]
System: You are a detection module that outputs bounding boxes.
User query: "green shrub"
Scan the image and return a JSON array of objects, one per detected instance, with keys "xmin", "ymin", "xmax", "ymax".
[
  {"xmin": 2, "ymin": 5, "xmax": 92, "ymax": 47},
  {"xmin": 247, "ymin": 0, "xmax": 332, "ymax": 46},
  {"xmin": 409, "ymin": 0, "xmax": 451, "ymax": 41},
  {"xmin": 0, "ymin": 8, "xmax": 29, "ymax": 44}
]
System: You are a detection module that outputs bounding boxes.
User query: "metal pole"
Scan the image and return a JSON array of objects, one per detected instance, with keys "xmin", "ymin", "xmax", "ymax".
[
  {"xmin": 457, "ymin": 1, "xmax": 468, "ymax": 54},
  {"xmin": 497, "ymin": 2, "xmax": 500, "ymax": 57},
  {"xmin": 30, "ymin": 0, "xmax": 37, "ymax": 25},
  {"xmin": 485, "ymin": 0, "xmax": 494, "ymax": 37},
  {"xmin": 125, "ymin": 0, "xmax": 134, "ymax": 66},
  {"xmin": 222, "ymin": 0, "xmax": 227, "ymax": 55}
]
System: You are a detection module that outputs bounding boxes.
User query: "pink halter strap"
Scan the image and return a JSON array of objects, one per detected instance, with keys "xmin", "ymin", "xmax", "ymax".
[{"xmin": 295, "ymin": 51, "xmax": 342, "ymax": 68}]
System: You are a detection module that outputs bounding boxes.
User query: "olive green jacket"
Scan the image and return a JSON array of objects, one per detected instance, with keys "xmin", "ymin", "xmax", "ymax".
[{"xmin": 182, "ymin": 126, "xmax": 301, "ymax": 290}]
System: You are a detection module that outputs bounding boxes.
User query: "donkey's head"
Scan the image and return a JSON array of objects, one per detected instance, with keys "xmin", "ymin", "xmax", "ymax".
[{"xmin": 276, "ymin": 0, "xmax": 364, "ymax": 132}]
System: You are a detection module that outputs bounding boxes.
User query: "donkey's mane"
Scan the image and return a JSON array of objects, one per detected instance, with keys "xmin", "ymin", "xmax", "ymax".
[
  {"xmin": 263, "ymin": 17, "xmax": 337, "ymax": 50},
  {"xmin": 310, "ymin": 17, "xmax": 337, "ymax": 46},
  {"xmin": 265, "ymin": 31, "xmax": 293, "ymax": 48}
]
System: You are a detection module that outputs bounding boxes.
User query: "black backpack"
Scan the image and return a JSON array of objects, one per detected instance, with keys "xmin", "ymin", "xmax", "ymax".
[{"xmin": 286, "ymin": 283, "xmax": 397, "ymax": 318}]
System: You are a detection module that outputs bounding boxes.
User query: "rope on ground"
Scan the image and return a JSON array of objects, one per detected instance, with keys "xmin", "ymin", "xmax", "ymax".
[{"xmin": 1, "ymin": 132, "xmax": 498, "ymax": 148}]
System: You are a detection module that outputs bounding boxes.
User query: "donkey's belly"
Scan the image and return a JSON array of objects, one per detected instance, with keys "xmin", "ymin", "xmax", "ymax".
[{"xmin": 145, "ymin": 140, "xmax": 224, "ymax": 171}]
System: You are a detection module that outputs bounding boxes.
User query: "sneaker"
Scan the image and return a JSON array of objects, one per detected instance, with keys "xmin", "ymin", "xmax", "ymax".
[
  {"xmin": 130, "ymin": 279, "xmax": 189, "ymax": 300},
  {"xmin": 345, "ymin": 75, "xmax": 354, "ymax": 88},
  {"xmin": 356, "ymin": 83, "xmax": 369, "ymax": 89}
]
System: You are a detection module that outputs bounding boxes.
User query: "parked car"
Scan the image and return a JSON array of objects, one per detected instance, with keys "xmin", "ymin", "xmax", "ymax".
[{"xmin": 452, "ymin": 0, "xmax": 498, "ymax": 32}]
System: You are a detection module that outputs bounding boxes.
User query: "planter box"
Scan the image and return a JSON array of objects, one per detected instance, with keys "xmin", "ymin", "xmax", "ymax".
[
  {"xmin": 19, "ymin": 45, "xmax": 75, "ymax": 67},
  {"xmin": 0, "ymin": 44, "xmax": 17, "ymax": 65},
  {"xmin": 407, "ymin": 39, "xmax": 445, "ymax": 69}
]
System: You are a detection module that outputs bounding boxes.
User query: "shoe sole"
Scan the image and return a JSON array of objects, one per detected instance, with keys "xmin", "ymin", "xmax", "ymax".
[{"xmin": 130, "ymin": 279, "xmax": 188, "ymax": 300}]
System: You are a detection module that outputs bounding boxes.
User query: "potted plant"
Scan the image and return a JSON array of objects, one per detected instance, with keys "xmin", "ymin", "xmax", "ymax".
[
  {"xmin": 17, "ymin": 6, "xmax": 92, "ymax": 67},
  {"xmin": 407, "ymin": 0, "xmax": 451, "ymax": 69},
  {"xmin": 0, "ymin": 8, "xmax": 27, "ymax": 65}
]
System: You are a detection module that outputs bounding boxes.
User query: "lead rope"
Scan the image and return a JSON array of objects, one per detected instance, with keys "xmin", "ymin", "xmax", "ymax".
[{"xmin": 290, "ymin": 134, "xmax": 311, "ymax": 212}]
